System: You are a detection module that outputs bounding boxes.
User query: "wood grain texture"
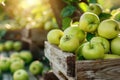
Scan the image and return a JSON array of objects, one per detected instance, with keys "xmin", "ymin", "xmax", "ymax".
[
  {"xmin": 76, "ymin": 59, "xmax": 120, "ymax": 80},
  {"xmin": 3, "ymin": 29, "xmax": 22, "ymax": 41},
  {"xmin": 43, "ymin": 71, "xmax": 59, "ymax": 80},
  {"xmin": 44, "ymin": 41, "xmax": 120, "ymax": 80},
  {"xmin": 21, "ymin": 28, "xmax": 48, "ymax": 47},
  {"xmin": 44, "ymin": 41, "xmax": 75, "ymax": 79}
]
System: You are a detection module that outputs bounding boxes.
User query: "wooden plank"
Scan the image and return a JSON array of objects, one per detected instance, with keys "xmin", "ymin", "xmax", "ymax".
[
  {"xmin": 21, "ymin": 28, "xmax": 48, "ymax": 47},
  {"xmin": 44, "ymin": 41, "xmax": 75, "ymax": 79},
  {"xmin": 30, "ymin": 28, "xmax": 48, "ymax": 47},
  {"xmin": 29, "ymin": 42, "xmax": 44, "ymax": 60},
  {"xmin": 3, "ymin": 29, "xmax": 23, "ymax": 41},
  {"xmin": 76, "ymin": 59, "xmax": 120, "ymax": 80},
  {"xmin": 51, "ymin": 61, "xmax": 75, "ymax": 80},
  {"xmin": 21, "ymin": 28, "xmax": 30, "ymax": 38},
  {"xmin": 44, "ymin": 41, "xmax": 120, "ymax": 80},
  {"xmin": 43, "ymin": 71, "xmax": 59, "ymax": 80}
]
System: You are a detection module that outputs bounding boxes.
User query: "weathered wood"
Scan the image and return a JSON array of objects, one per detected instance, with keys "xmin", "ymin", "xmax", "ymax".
[
  {"xmin": 27, "ymin": 41, "xmax": 47, "ymax": 61},
  {"xmin": 21, "ymin": 28, "xmax": 30, "ymax": 38},
  {"xmin": 44, "ymin": 41, "xmax": 75, "ymax": 79},
  {"xmin": 44, "ymin": 41, "xmax": 120, "ymax": 80},
  {"xmin": 43, "ymin": 71, "xmax": 59, "ymax": 80},
  {"xmin": 76, "ymin": 59, "xmax": 120, "ymax": 80},
  {"xmin": 3, "ymin": 29, "xmax": 23, "ymax": 41},
  {"xmin": 21, "ymin": 28, "xmax": 48, "ymax": 47},
  {"xmin": 51, "ymin": 61, "xmax": 75, "ymax": 80},
  {"xmin": 30, "ymin": 28, "xmax": 48, "ymax": 47}
]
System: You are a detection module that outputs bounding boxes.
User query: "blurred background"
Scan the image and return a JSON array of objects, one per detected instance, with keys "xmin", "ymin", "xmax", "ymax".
[{"xmin": 0, "ymin": 0, "xmax": 120, "ymax": 80}]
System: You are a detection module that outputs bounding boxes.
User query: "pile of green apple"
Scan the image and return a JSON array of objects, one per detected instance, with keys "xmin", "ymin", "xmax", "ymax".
[
  {"xmin": 47, "ymin": 3, "xmax": 120, "ymax": 60},
  {"xmin": 0, "ymin": 40, "xmax": 22, "ymax": 52},
  {"xmin": 0, "ymin": 50, "xmax": 44, "ymax": 80}
]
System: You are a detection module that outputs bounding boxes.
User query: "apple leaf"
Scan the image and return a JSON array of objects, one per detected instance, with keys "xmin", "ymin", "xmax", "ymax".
[
  {"xmin": 62, "ymin": 0, "xmax": 80, "ymax": 4},
  {"xmin": 88, "ymin": 0, "xmax": 97, "ymax": 3},
  {"xmin": 62, "ymin": 17, "xmax": 72, "ymax": 30},
  {"xmin": 99, "ymin": 13, "xmax": 112, "ymax": 21},
  {"xmin": 86, "ymin": 33, "xmax": 95, "ymax": 41},
  {"xmin": 61, "ymin": 5, "xmax": 77, "ymax": 18}
]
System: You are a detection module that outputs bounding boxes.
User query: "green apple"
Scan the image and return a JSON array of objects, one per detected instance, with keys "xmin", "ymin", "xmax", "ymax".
[
  {"xmin": 47, "ymin": 29, "xmax": 63, "ymax": 45},
  {"xmin": 20, "ymin": 50, "xmax": 33, "ymax": 64},
  {"xmin": 44, "ymin": 21, "xmax": 53, "ymax": 30},
  {"xmin": 79, "ymin": 12, "xmax": 100, "ymax": 32},
  {"xmin": 13, "ymin": 69, "xmax": 29, "ymax": 80},
  {"xmin": 82, "ymin": 42, "xmax": 105, "ymax": 60},
  {"xmin": 4, "ymin": 40, "xmax": 14, "ymax": 51},
  {"xmin": 104, "ymin": 54, "xmax": 120, "ymax": 59},
  {"xmin": 10, "ymin": 52, "xmax": 20, "ymax": 58},
  {"xmin": 29, "ymin": 61, "xmax": 43, "ymax": 75},
  {"xmin": 87, "ymin": 3, "xmax": 102, "ymax": 15},
  {"xmin": 0, "ymin": 57, "xmax": 11, "ymax": 72},
  {"xmin": 112, "ymin": 11, "xmax": 120, "ymax": 30},
  {"xmin": 111, "ymin": 37, "xmax": 120, "ymax": 55},
  {"xmin": 64, "ymin": 26, "xmax": 86, "ymax": 42},
  {"xmin": 59, "ymin": 35, "xmax": 80, "ymax": 52},
  {"xmin": 10, "ymin": 57, "xmax": 24, "ymax": 64},
  {"xmin": 75, "ymin": 42, "xmax": 86, "ymax": 60},
  {"xmin": 90, "ymin": 37, "xmax": 110, "ymax": 53},
  {"xmin": 10, "ymin": 60, "xmax": 25, "ymax": 73},
  {"xmin": 113, "ymin": 11, "xmax": 120, "ymax": 22},
  {"xmin": 98, "ymin": 19, "xmax": 119, "ymax": 39},
  {"xmin": 0, "ymin": 43, "xmax": 4, "ymax": 52},
  {"xmin": 13, "ymin": 41, "xmax": 22, "ymax": 51},
  {"xmin": 70, "ymin": 21, "xmax": 79, "ymax": 27}
]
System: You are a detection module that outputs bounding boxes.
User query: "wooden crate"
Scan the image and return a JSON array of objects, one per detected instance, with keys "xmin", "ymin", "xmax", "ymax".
[
  {"xmin": 29, "ymin": 42, "xmax": 44, "ymax": 60},
  {"xmin": 21, "ymin": 27, "xmax": 48, "ymax": 47},
  {"xmin": 43, "ymin": 71, "xmax": 59, "ymax": 80},
  {"xmin": 44, "ymin": 41, "xmax": 120, "ymax": 80},
  {"xmin": 3, "ymin": 29, "xmax": 23, "ymax": 41},
  {"xmin": 44, "ymin": 41, "xmax": 75, "ymax": 80}
]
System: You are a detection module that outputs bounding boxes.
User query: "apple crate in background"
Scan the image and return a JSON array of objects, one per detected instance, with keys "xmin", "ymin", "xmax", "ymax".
[
  {"xmin": 3, "ymin": 29, "xmax": 23, "ymax": 41},
  {"xmin": 43, "ymin": 71, "xmax": 59, "ymax": 80},
  {"xmin": 21, "ymin": 27, "xmax": 48, "ymax": 48},
  {"xmin": 44, "ymin": 41, "xmax": 120, "ymax": 80}
]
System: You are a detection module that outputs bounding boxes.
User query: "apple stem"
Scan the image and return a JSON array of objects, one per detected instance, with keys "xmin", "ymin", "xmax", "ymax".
[
  {"xmin": 89, "ymin": 42, "xmax": 93, "ymax": 49},
  {"xmin": 65, "ymin": 35, "xmax": 70, "ymax": 41}
]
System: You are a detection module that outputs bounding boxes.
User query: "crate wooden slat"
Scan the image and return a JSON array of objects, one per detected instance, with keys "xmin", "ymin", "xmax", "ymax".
[
  {"xmin": 43, "ymin": 71, "xmax": 59, "ymax": 80},
  {"xmin": 44, "ymin": 41, "xmax": 120, "ymax": 80},
  {"xmin": 76, "ymin": 59, "xmax": 120, "ymax": 80},
  {"xmin": 3, "ymin": 29, "xmax": 23, "ymax": 41},
  {"xmin": 21, "ymin": 28, "xmax": 48, "ymax": 47},
  {"xmin": 44, "ymin": 41, "xmax": 75, "ymax": 80}
]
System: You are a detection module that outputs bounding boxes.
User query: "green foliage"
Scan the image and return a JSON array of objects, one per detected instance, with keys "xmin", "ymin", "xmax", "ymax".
[
  {"xmin": 88, "ymin": 0, "xmax": 97, "ymax": 3},
  {"xmin": 86, "ymin": 33, "xmax": 95, "ymax": 41},
  {"xmin": 62, "ymin": 17, "xmax": 71, "ymax": 30},
  {"xmin": 99, "ymin": 13, "xmax": 112, "ymax": 21},
  {"xmin": 62, "ymin": 0, "xmax": 79, "ymax": 4},
  {"xmin": 61, "ymin": 5, "xmax": 77, "ymax": 18},
  {"xmin": 0, "ymin": 29, "xmax": 6, "ymax": 39},
  {"xmin": 61, "ymin": 5, "xmax": 77, "ymax": 30},
  {"xmin": 0, "ymin": 30, "xmax": 6, "ymax": 37}
]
